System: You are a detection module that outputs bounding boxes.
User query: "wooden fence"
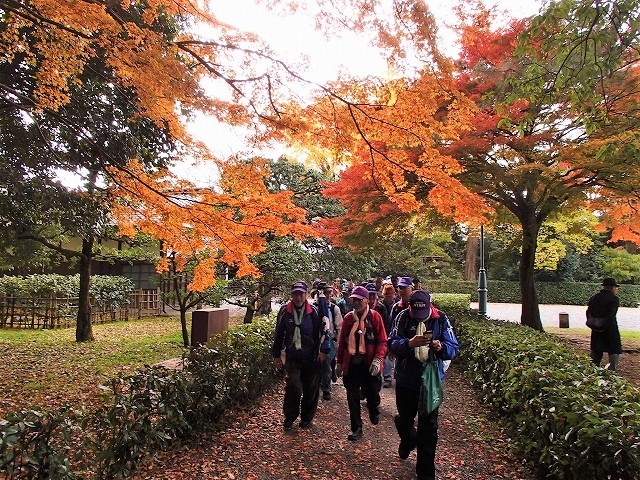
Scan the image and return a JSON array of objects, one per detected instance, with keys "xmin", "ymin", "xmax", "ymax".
[{"xmin": 0, "ymin": 289, "xmax": 161, "ymax": 329}]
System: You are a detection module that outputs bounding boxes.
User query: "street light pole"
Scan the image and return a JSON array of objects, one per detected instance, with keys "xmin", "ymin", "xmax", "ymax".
[{"xmin": 478, "ymin": 225, "xmax": 488, "ymax": 316}]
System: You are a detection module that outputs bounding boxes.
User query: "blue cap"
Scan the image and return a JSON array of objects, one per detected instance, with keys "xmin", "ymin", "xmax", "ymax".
[
  {"xmin": 409, "ymin": 290, "xmax": 431, "ymax": 319},
  {"xmin": 397, "ymin": 276, "xmax": 413, "ymax": 288},
  {"xmin": 291, "ymin": 280, "xmax": 308, "ymax": 293}
]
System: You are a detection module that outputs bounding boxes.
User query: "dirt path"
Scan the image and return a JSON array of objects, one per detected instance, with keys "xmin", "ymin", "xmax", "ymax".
[{"xmin": 143, "ymin": 363, "xmax": 538, "ymax": 480}]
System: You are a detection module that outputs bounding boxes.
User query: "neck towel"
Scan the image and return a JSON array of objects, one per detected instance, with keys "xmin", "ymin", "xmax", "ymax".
[
  {"xmin": 292, "ymin": 306, "xmax": 303, "ymax": 349},
  {"xmin": 348, "ymin": 306, "xmax": 369, "ymax": 355}
]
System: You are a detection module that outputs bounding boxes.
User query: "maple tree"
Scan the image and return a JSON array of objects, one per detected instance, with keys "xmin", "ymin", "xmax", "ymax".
[
  {"xmin": 292, "ymin": 1, "xmax": 640, "ymax": 331},
  {"xmin": 2, "ymin": 0, "xmax": 463, "ymax": 340}
]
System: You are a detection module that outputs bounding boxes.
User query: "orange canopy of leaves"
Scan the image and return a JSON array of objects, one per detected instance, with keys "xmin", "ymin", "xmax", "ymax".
[{"xmin": 109, "ymin": 159, "xmax": 313, "ymax": 291}]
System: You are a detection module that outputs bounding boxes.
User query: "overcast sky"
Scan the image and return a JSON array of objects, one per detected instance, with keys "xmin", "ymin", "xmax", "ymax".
[{"xmin": 182, "ymin": 0, "xmax": 543, "ymax": 184}]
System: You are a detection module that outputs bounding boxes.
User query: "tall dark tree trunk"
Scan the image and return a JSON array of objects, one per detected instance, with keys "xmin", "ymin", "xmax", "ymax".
[
  {"xmin": 180, "ymin": 310, "xmax": 189, "ymax": 347},
  {"xmin": 519, "ymin": 220, "xmax": 543, "ymax": 331},
  {"xmin": 464, "ymin": 235, "xmax": 479, "ymax": 281},
  {"xmin": 76, "ymin": 237, "xmax": 94, "ymax": 342}
]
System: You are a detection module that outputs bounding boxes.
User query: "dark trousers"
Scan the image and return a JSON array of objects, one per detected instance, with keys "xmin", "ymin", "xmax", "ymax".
[
  {"xmin": 395, "ymin": 384, "xmax": 439, "ymax": 480},
  {"xmin": 343, "ymin": 360, "xmax": 382, "ymax": 431},
  {"xmin": 283, "ymin": 359, "xmax": 320, "ymax": 423}
]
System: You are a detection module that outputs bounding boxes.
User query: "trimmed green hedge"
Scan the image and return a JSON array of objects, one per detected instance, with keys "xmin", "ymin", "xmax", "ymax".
[
  {"xmin": 427, "ymin": 279, "xmax": 640, "ymax": 307},
  {"xmin": 0, "ymin": 317, "xmax": 277, "ymax": 479},
  {"xmin": 456, "ymin": 314, "xmax": 640, "ymax": 479},
  {"xmin": 0, "ymin": 274, "xmax": 135, "ymax": 309}
]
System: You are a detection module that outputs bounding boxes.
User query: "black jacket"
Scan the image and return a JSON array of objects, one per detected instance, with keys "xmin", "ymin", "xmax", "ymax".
[{"xmin": 587, "ymin": 289, "xmax": 622, "ymax": 354}]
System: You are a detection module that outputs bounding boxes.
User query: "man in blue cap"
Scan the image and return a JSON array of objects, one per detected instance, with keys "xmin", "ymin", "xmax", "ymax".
[
  {"xmin": 388, "ymin": 289, "xmax": 459, "ymax": 480},
  {"xmin": 271, "ymin": 280, "xmax": 331, "ymax": 431},
  {"xmin": 389, "ymin": 276, "xmax": 414, "ymax": 326}
]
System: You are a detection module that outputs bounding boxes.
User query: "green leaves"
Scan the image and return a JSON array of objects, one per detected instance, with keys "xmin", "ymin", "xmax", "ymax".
[{"xmin": 457, "ymin": 315, "xmax": 640, "ymax": 479}]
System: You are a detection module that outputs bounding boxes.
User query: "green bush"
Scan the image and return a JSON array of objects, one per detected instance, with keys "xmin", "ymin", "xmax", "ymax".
[
  {"xmin": 0, "ymin": 409, "xmax": 79, "ymax": 479},
  {"xmin": 426, "ymin": 279, "xmax": 640, "ymax": 307},
  {"xmin": 0, "ymin": 316, "xmax": 277, "ymax": 479},
  {"xmin": 430, "ymin": 293, "xmax": 470, "ymax": 323},
  {"xmin": 0, "ymin": 274, "xmax": 135, "ymax": 309},
  {"xmin": 456, "ymin": 314, "xmax": 640, "ymax": 480}
]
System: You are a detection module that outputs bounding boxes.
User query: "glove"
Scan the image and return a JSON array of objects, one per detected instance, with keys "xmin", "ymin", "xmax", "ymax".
[
  {"xmin": 369, "ymin": 358, "xmax": 382, "ymax": 376},
  {"xmin": 336, "ymin": 364, "xmax": 343, "ymax": 378}
]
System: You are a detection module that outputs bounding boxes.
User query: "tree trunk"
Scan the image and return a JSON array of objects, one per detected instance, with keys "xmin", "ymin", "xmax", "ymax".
[
  {"xmin": 76, "ymin": 237, "xmax": 94, "ymax": 342},
  {"xmin": 519, "ymin": 221, "xmax": 543, "ymax": 331},
  {"xmin": 257, "ymin": 283, "xmax": 272, "ymax": 315},
  {"xmin": 464, "ymin": 235, "xmax": 479, "ymax": 281},
  {"xmin": 180, "ymin": 310, "xmax": 189, "ymax": 347},
  {"xmin": 244, "ymin": 300, "xmax": 256, "ymax": 324}
]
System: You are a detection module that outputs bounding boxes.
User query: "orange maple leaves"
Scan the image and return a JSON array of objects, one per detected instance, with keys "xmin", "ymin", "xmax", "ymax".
[{"xmin": 109, "ymin": 158, "xmax": 313, "ymax": 291}]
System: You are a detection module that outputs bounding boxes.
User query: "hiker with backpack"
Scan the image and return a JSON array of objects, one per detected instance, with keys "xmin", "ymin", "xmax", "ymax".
[
  {"xmin": 335, "ymin": 285, "xmax": 388, "ymax": 441},
  {"xmin": 388, "ymin": 289, "xmax": 459, "ymax": 480},
  {"xmin": 315, "ymin": 282, "xmax": 343, "ymax": 400},
  {"xmin": 271, "ymin": 280, "xmax": 332, "ymax": 431}
]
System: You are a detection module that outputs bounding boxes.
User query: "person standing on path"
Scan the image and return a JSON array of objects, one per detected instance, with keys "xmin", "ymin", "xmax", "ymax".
[
  {"xmin": 271, "ymin": 280, "xmax": 330, "ymax": 431},
  {"xmin": 587, "ymin": 277, "xmax": 622, "ymax": 371},
  {"xmin": 388, "ymin": 289, "xmax": 459, "ymax": 480},
  {"xmin": 336, "ymin": 285, "xmax": 388, "ymax": 441}
]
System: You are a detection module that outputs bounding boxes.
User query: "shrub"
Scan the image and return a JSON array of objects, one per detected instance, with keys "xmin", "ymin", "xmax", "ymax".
[
  {"xmin": 456, "ymin": 314, "xmax": 640, "ymax": 480},
  {"xmin": 0, "ymin": 316, "xmax": 277, "ymax": 479}
]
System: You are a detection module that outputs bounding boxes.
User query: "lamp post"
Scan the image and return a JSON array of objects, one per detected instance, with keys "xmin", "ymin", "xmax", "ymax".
[{"xmin": 477, "ymin": 225, "xmax": 488, "ymax": 316}]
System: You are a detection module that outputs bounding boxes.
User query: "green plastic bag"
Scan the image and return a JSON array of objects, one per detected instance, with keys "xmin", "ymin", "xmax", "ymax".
[{"xmin": 419, "ymin": 358, "xmax": 443, "ymax": 415}]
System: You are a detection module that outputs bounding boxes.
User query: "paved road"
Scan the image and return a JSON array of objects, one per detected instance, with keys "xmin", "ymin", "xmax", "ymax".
[{"xmin": 471, "ymin": 302, "xmax": 640, "ymax": 331}]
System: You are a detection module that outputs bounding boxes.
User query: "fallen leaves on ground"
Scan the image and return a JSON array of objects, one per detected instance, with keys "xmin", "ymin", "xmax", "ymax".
[{"xmin": 142, "ymin": 363, "xmax": 540, "ymax": 480}]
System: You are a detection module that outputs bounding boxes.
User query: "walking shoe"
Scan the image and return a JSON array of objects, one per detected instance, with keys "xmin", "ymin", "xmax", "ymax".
[
  {"xmin": 383, "ymin": 379, "xmax": 393, "ymax": 388},
  {"xmin": 369, "ymin": 411, "xmax": 379, "ymax": 425},
  {"xmin": 398, "ymin": 442, "xmax": 411, "ymax": 460},
  {"xmin": 283, "ymin": 420, "xmax": 294, "ymax": 432},
  {"xmin": 322, "ymin": 391, "xmax": 331, "ymax": 401},
  {"xmin": 347, "ymin": 427, "xmax": 363, "ymax": 441},
  {"xmin": 331, "ymin": 372, "xmax": 338, "ymax": 383},
  {"xmin": 299, "ymin": 420, "xmax": 314, "ymax": 429}
]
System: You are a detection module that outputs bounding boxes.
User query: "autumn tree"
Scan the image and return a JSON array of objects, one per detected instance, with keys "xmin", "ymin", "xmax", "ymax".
[
  {"xmin": 289, "ymin": 1, "xmax": 640, "ymax": 331},
  {"xmin": 3, "ymin": 0, "xmax": 471, "ymax": 339}
]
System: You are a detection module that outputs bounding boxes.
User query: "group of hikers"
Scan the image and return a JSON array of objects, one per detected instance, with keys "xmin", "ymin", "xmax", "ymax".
[
  {"xmin": 270, "ymin": 274, "xmax": 625, "ymax": 480},
  {"xmin": 270, "ymin": 276, "xmax": 459, "ymax": 480}
]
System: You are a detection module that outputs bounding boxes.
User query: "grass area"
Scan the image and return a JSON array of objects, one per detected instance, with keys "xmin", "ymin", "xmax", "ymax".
[
  {"xmin": 0, "ymin": 316, "xmax": 189, "ymax": 417},
  {"xmin": 546, "ymin": 326, "xmax": 640, "ymax": 344},
  {"xmin": 0, "ymin": 313, "xmax": 249, "ymax": 418}
]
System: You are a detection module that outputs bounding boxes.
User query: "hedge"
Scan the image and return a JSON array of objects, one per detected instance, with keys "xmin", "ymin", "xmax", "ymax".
[
  {"xmin": 426, "ymin": 279, "xmax": 640, "ymax": 307},
  {"xmin": 0, "ymin": 316, "xmax": 276, "ymax": 479},
  {"xmin": 0, "ymin": 274, "xmax": 135, "ymax": 310},
  {"xmin": 456, "ymin": 314, "xmax": 640, "ymax": 479}
]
